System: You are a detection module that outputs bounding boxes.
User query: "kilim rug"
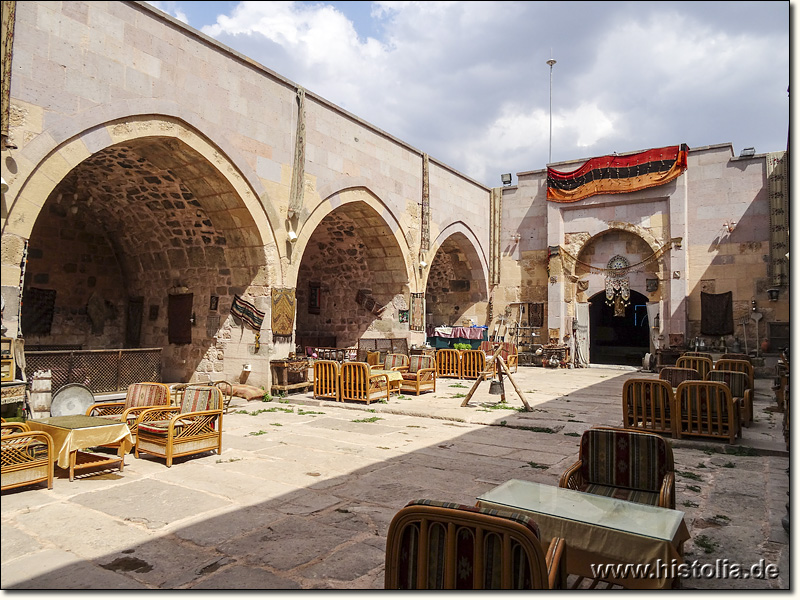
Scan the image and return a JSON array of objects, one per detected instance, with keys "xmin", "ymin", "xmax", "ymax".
[
  {"xmin": 271, "ymin": 288, "xmax": 296, "ymax": 337},
  {"xmin": 231, "ymin": 294, "xmax": 265, "ymax": 332},
  {"xmin": 410, "ymin": 293, "xmax": 425, "ymax": 332}
]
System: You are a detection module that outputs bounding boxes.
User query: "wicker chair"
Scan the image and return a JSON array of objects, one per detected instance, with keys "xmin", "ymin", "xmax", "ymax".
[
  {"xmin": 86, "ymin": 382, "xmax": 171, "ymax": 446},
  {"xmin": 675, "ymin": 380, "xmax": 739, "ymax": 444},
  {"xmin": 676, "ymin": 356, "xmax": 712, "ymax": 379},
  {"xmin": 558, "ymin": 426, "xmax": 676, "ymax": 509},
  {"xmin": 436, "ymin": 349, "xmax": 461, "ymax": 379},
  {"xmin": 460, "ymin": 349, "xmax": 486, "ymax": 380},
  {"xmin": 134, "ymin": 385, "xmax": 223, "ymax": 467},
  {"xmin": 385, "ymin": 499, "xmax": 566, "ymax": 589},
  {"xmin": 398, "ymin": 355, "xmax": 437, "ymax": 396},
  {"xmin": 622, "ymin": 378, "xmax": 676, "ymax": 436},
  {"xmin": 2, "ymin": 422, "xmax": 54, "ymax": 491},
  {"xmin": 681, "ymin": 351, "xmax": 714, "ymax": 362},
  {"xmin": 659, "ymin": 366, "xmax": 702, "ymax": 389},
  {"xmin": 313, "ymin": 360, "xmax": 340, "ymax": 401},
  {"xmin": 340, "ymin": 362, "xmax": 390, "ymax": 405},
  {"xmin": 706, "ymin": 370, "xmax": 753, "ymax": 427}
]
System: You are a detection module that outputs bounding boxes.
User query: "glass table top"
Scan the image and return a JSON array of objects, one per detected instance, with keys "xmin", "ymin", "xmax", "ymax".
[{"xmin": 477, "ymin": 479, "xmax": 685, "ymax": 541}]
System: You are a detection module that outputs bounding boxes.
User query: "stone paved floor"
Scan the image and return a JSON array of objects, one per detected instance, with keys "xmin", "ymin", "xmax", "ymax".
[{"xmin": 1, "ymin": 365, "xmax": 789, "ymax": 590}]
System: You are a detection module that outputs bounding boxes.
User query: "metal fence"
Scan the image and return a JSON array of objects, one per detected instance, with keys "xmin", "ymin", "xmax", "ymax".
[{"xmin": 24, "ymin": 348, "xmax": 162, "ymax": 395}]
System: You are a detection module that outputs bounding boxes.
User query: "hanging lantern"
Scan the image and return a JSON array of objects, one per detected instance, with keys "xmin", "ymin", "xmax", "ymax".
[{"xmin": 605, "ymin": 255, "xmax": 631, "ymax": 315}]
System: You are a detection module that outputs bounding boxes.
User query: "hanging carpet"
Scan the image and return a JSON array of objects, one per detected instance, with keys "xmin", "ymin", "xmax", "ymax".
[
  {"xmin": 231, "ymin": 294, "xmax": 265, "ymax": 332},
  {"xmin": 700, "ymin": 291, "xmax": 733, "ymax": 336},
  {"xmin": 270, "ymin": 289, "xmax": 296, "ymax": 337},
  {"xmin": 547, "ymin": 144, "xmax": 689, "ymax": 203}
]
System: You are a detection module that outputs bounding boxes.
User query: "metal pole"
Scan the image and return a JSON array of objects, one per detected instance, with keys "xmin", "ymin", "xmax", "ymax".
[{"xmin": 547, "ymin": 58, "xmax": 556, "ymax": 164}]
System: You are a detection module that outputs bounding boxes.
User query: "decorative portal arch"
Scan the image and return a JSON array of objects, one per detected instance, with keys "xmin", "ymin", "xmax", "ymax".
[
  {"xmin": 588, "ymin": 288, "xmax": 651, "ymax": 366},
  {"xmin": 3, "ymin": 116, "xmax": 278, "ymax": 385},
  {"xmin": 425, "ymin": 223, "xmax": 490, "ymax": 329}
]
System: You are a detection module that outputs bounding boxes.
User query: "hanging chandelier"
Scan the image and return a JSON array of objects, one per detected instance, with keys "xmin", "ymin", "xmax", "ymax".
[{"xmin": 605, "ymin": 255, "xmax": 630, "ymax": 316}]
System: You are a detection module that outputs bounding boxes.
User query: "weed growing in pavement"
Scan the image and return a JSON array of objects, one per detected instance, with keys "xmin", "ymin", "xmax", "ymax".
[
  {"xmin": 694, "ymin": 534, "xmax": 719, "ymax": 554},
  {"xmin": 270, "ymin": 423, "xmax": 282, "ymax": 427},
  {"xmin": 696, "ymin": 463, "xmax": 707, "ymax": 468},
  {"xmin": 683, "ymin": 500, "xmax": 699, "ymax": 508},
  {"xmin": 722, "ymin": 461, "xmax": 736, "ymax": 468},
  {"xmin": 449, "ymin": 383, "xmax": 468, "ymax": 388},
  {"xmin": 397, "ymin": 395, "xmax": 409, "ymax": 400},
  {"xmin": 249, "ymin": 430, "xmax": 269, "ymax": 436},
  {"xmin": 711, "ymin": 514, "xmax": 731, "ymax": 524},
  {"xmin": 353, "ymin": 416, "xmax": 383, "ymax": 423},
  {"xmin": 485, "ymin": 402, "xmax": 524, "ymax": 412},
  {"xmin": 726, "ymin": 446, "xmax": 758, "ymax": 457},
  {"xmin": 236, "ymin": 407, "xmax": 293, "ymax": 416},
  {"xmin": 297, "ymin": 409, "xmax": 324, "ymax": 415},
  {"xmin": 568, "ymin": 419, "xmax": 582, "ymax": 422},
  {"xmin": 452, "ymin": 393, "xmax": 467, "ymax": 398},
  {"xmin": 522, "ymin": 461, "xmax": 548, "ymax": 470},
  {"xmin": 216, "ymin": 457, "xmax": 243, "ymax": 463},
  {"xmin": 677, "ymin": 470, "xmax": 702, "ymax": 481},
  {"xmin": 564, "ymin": 432, "xmax": 580, "ymax": 437},
  {"xmin": 686, "ymin": 485, "xmax": 701, "ymax": 493}
]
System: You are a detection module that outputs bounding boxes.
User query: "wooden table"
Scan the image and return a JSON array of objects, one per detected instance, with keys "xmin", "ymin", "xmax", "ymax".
[
  {"xmin": 27, "ymin": 415, "xmax": 133, "ymax": 481},
  {"xmin": 477, "ymin": 479, "xmax": 690, "ymax": 589},
  {"xmin": 270, "ymin": 359, "xmax": 313, "ymax": 395}
]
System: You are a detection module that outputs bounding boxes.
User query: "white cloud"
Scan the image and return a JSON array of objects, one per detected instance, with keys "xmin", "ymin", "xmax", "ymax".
[{"xmin": 146, "ymin": 1, "xmax": 788, "ymax": 186}]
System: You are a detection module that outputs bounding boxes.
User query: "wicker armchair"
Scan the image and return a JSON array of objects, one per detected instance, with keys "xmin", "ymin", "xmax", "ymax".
[
  {"xmin": 460, "ymin": 349, "xmax": 486, "ymax": 380},
  {"xmin": 313, "ymin": 360, "xmax": 340, "ymax": 401},
  {"xmin": 211, "ymin": 381, "xmax": 235, "ymax": 413},
  {"xmin": 559, "ymin": 426, "xmax": 676, "ymax": 509},
  {"xmin": 675, "ymin": 380, "xmax": 739, "ymax": 444},
  {"xmin": 622, "ymin": 378, "xmax": 676, "ymax": 436},
  {"xmin": 134, "ymin": 385, "xmax": 223, "ymax": 467},
  {"xmin": 676, "ymin": 356, "xmax": 712, "ymax": 379},
  {"xmin": 340, "ymin": 362, "xmax": 390, "ymax": 405},
  {"xmin": 706, "ymin": 370, "xmax": 753, "ymax": 427},
  {"xmin": 436, "ymin": 349, "xmax": 461, "ymax": 379},
  {"xmin": 398, "ymin": 355, "xmax": 437, "ymax": 396},
  {"xmin": 2, "ymin": 422, "xmax": 54, "ymax": 491},
  {"xmin": 385, "ymin": 499, "xmax": 566, "ymax": 589},
  {"xmin": 86, "ymin": 382, "xmax": 171, "ymax": 446}
]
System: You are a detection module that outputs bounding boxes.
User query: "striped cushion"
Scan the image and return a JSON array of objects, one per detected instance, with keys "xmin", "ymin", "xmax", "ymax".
[
  {"xmin": 384, "ymin": 354, "xmax": 408, "ymax": 370},
  {"xmin": 409, "ymin": 355, "xmax": 435, "ymax": 373},
  {"xmin": 707, "ymin": 370, "xmax": 748, "ymax": 397},
  {"xmin": 579, "ymin": 429, "xmax": 669, "ymax": 492},
  {"xmin": 137, "ymin": 419, "xmax": 175, "ymax": 436},
  {"xmin": 180, "ymin": 386, "xmax": 220, "ymax": 413},
  {"xmin": 126, "ymin": 383, "xmax": 169, "ymax": 409},
  {"xmin": 582, "ymin": 483, "xmax": 660, "ymax": 506},
  {"xmin": 398, "ymin": 499, "xmax": 540, "ymax": 589}
]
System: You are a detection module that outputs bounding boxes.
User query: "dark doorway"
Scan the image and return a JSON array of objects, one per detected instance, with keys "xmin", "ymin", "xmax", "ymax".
[
  {"xmin": 168, "ymin": 293, "xmax": 193, "ymax": 345},
  {"xmin": 588, "ymin": 289, "xmax": 650, "ymax": 366}
]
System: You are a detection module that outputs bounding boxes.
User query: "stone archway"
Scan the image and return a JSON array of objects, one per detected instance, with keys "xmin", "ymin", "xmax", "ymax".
[
  {"xmin": 294, "ymin": 192, "xmax": 413, "ymax": 349},
  {"xmin": 4, "ymin": 117, "xmax": 278, "ymax": 386},
  {"xmin": 588, "ymin": 289, "xmax": 651, "ymax": 366},
  {"xmin": 425, "ymin": 227, "xmax": 490, "ymax": 329}
]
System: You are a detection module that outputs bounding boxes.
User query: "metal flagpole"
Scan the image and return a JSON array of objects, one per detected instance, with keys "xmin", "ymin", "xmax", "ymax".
[{"xmin": 547, "ymin": 57, "xmax": 556, "ymax": 164}]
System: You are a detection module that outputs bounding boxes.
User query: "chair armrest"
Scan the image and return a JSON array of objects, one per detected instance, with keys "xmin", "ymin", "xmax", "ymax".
[
  {"xmin": 121, "ymin": 404, "xmax": 167, "ymax": 425},
  {"xmin": 660, "ymin": 471, "xmax": 676, "ymax": 509},
  {"xmin": 558, "ymin": 460, "xmax": 584, "ymax": 490},
  {"xmin": 1, "ymin": 422, "xmax": 30, "ymax": 434},
  {"xmin": 545, "ymin": 536, "xmax": 567, "ymax": 589},
  {"xmin": 168, "ymin": 409, "xmax": 223, "ymax": 436},
  {"xmin": 391, "ymin": 366, "xmax": 409, "ymax": 372},
  {"xmin": 87, "ymin": 401, "xmax": 126, "ymax": 417}
]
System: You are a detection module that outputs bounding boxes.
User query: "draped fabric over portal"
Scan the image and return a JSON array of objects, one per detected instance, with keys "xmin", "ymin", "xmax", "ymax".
[{"xmin": 547, "ymin": 144, "xmax": 689, "ymax": 203}]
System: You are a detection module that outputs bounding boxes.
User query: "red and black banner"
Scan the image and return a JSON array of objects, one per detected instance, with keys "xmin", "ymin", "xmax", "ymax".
[{"xmin": 547, "ymin": 144, "xmax": 689, "ymax": 203}]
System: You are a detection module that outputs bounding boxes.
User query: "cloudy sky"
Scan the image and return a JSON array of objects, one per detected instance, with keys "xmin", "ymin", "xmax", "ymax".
[{"xmin": 146, "ymin": 1, "xmax": 790, "ymax": 187}]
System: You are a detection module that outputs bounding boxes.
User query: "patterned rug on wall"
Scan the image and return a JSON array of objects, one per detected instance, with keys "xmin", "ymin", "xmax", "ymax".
[{"xmin": 271, "ymin": 288, "xmax": 296, "ymax": 337}]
